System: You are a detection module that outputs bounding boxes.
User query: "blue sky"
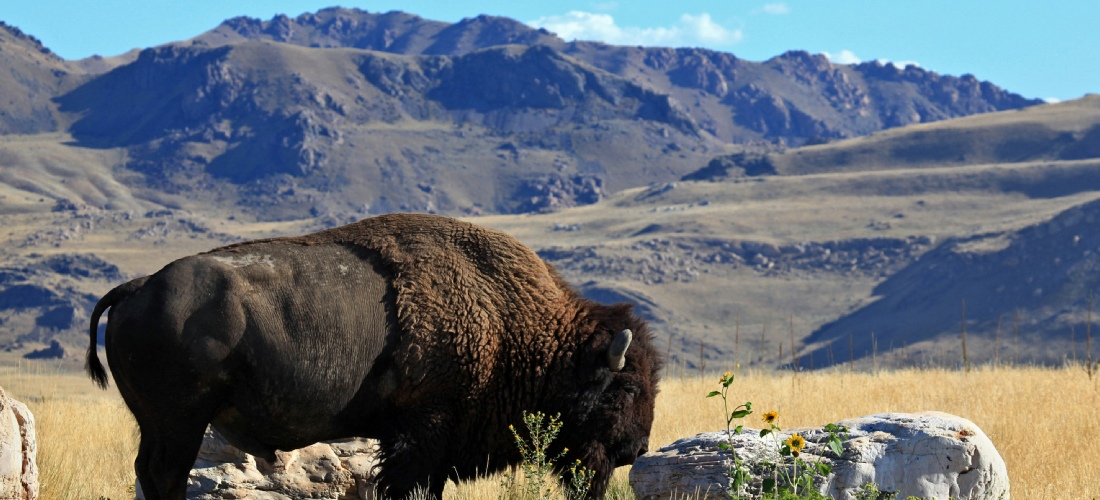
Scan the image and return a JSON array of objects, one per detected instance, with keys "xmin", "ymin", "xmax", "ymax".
[{"xmin": 2, "ymin": 1, "xmax": 1096, "ymax": 101}]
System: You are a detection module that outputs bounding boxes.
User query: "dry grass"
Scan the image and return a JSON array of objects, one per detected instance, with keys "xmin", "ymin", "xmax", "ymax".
[
  {"xmin": 2, "ymin": 365, "xmax": 1096, "ymax": 499},
  {"xmin": 2, "ymin": 364, "xmax": 137, "ymax": 500}
]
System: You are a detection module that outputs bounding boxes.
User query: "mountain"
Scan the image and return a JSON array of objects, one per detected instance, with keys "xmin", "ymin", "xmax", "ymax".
[
  {"xmin": 55, "ymin": 41, "xmax": 716, "ymax": 219},
  {"xmin": 187, "ymin": 8, "xmax": 1040, "ymax": 143},
  {"xmin": 0, "ymin": 22, "xmax": 85, "ymax": 134},
  {"xmin": 21, "ymin": 8, "xmax": 1035, "ymax": 221}
]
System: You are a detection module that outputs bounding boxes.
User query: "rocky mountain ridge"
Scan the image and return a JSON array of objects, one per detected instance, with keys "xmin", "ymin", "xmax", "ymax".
[
  {"xmin": 0, "ymin": 7, "xmax": 1043, "ymax": 222},
  {"xmin": 187, "ymin": 8, "xmax": 1041, "ymax": 142}
]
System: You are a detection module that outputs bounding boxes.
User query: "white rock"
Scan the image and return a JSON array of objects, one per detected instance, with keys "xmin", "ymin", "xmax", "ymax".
[
  {"xmin": 0, "ymin": 387, "xmax": 38, "ymax": 500},
  {"xmin": 137, "ymin": 427, "xmax": 379, "ymax": 499},
  {"xmin": 630, "ymin": 411, "xmax": 1009, "ymax": 500}
]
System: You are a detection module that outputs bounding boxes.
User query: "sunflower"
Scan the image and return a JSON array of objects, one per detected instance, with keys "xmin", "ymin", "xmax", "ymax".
[
  {"xmin": 785, "ymin": 434, "xmax": 806, "ymax": 456},
  {"xmin": 762, "ymin": 411, "xmax": 779, "ymax": 425}
]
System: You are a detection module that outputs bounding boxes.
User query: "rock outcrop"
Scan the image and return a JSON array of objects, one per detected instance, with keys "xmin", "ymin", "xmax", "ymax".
[
  {"xmin": 630, "ymin": 411, "xmax": 1008, "ymax": 500},
  {"xmin": 136, "ymin": 427, "xmax": 379, "ymax": 499},
  {"xmin": 0, "ymin": 387, "xmax": 38, "ymax": 500}
]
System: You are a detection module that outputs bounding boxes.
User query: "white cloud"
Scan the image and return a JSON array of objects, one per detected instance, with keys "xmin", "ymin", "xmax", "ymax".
[
  {"xmin": 1043, "ymin": 97, "xmax": 1062, "ymax": 103},
  {"xmin": 823, "ymin": 50, "xmax": 861, "ymax": 65},
  {"xmin": 528, "ymin": 11, "xmax": 743, "ymax": 47},
  {"xmin": 590, "ymin": 1, "xmax": 618, "ymax": 11},
  {"xmin": 760, "ymin": 3, "xmax": 790, "ymax": 15},
  {"xmin": 876, "ymin": 58, "xmax": 921, "ymax": 69},
  {"xmin": 822, "ymin": 51, "xmax": 922, "ymax": 69}
]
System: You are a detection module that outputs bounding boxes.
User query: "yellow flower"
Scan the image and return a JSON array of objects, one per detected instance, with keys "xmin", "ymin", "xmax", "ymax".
[
  {"xmin": 724, "ymin": 371, "xmax": 732, "ymax": 378},
  {"xmin": 786, "ymin": 434, "xmax": 806, "ymax": 455},
  {"xmin": 762, "ymin": 411, "xmax": 779, "ymax": 424}
]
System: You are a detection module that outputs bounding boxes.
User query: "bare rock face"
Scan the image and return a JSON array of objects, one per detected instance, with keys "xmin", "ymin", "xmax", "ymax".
[
  {"xmin": 630, "ymin": 411, "xmax": 1008, "ymax": 500},
  {"xmin": 137, "ymin": 427, "xmax": 379, "ymax": 499},
  {"xmin": 0, "ymin": 387, "xmax": 38, "ymax": 500}
]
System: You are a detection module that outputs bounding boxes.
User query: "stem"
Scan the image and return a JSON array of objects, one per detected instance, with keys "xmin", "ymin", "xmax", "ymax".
[{"xmin": 792, "ymin": 456, "xmax": 798, "ymax": 495}]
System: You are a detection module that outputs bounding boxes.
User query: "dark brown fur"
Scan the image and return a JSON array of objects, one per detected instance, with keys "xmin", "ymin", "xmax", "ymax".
[{"xmin": 88, "ymin": 213, "xmax": 661, "ymax": 499}]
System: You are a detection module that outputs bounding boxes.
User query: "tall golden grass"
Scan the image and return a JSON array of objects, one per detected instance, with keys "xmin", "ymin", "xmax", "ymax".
[
  {"xmin": 2, "ymin": 364, "xmax": 1096, "ymax": 499},
  {"xmin": 1, "ymin": 364, "xmax": 137, "ymax": 500}
]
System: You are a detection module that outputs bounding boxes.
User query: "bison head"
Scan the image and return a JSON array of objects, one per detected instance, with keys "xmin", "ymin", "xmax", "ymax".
[{"xmin": 553, "ymin": 303, "xmax": 662, "ymax": 498}]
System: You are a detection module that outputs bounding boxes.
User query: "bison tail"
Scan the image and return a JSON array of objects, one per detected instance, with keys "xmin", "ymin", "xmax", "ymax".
[{"xmin": 86, "ymin": 276, "xmax": 148, "ymax": 389}]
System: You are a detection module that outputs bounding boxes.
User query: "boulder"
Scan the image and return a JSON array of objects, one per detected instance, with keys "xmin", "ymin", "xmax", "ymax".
[
  {"xmin": 0, "ymin": 387, "xmax": 38, "ymax": 500},
  {"xmin": 137, "ymin": 427, "xmax": 379, "ymax": 499},
  {"xmin": 630, "ymin": 411, "xmax": 1008, "ymax": 500}
]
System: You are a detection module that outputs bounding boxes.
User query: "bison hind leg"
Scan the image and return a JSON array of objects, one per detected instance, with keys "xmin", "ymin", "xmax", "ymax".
[{"xmin": 134, "ymin": 416, "xmax": 210, "ymax": 500}]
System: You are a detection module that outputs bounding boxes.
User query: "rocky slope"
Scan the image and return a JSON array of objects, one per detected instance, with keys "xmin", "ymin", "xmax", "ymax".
[{"xmin": 803, "ymin": 198, "xmax": 1100, "ymax": 367}]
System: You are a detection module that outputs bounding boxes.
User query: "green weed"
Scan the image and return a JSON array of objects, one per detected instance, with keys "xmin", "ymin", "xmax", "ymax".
[{"xmin": 499, "ymin": 411, "xmax": 593, "ymax": 500}]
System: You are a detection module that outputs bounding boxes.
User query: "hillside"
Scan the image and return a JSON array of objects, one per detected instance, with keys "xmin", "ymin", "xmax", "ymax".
[
  {"xmin": 0, "ymin": 23, "xmax": 85, "ymax": 134},
  {"xmin": 765, "ymin": 95, "xmax": 1100, "ymax": 176},
  {"xmin": 801, "ymin": 196, "xmax": 1100, "ymax": 368}
]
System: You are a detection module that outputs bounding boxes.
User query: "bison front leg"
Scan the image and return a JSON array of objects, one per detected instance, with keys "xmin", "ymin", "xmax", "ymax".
[
  {"xmin": 572, "ymin": 445, "xmax": 615, "ymax": 500},
  {"xmin": 374, "ymin": 411, "xmax": 455, "ymax": 500}
]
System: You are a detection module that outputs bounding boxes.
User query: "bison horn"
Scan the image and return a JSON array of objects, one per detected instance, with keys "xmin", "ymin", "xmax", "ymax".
[{"xmin": 608, "ymin": 329, "xmax": 632, "ymax": 372}]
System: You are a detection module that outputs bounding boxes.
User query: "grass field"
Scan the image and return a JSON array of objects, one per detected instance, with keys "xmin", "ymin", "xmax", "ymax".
[{"xmin": 3, "ymin": 363, "xmax": 1097, "ymax": 499}]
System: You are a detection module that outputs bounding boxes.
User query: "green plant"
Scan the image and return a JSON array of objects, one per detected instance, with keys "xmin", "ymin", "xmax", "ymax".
[
  {"xmin": 707, "ymin": 371, "xmax": 753, "ymax": 497},
  {"xmin": 711, "ymin": 372, "xmax": 850, "ymax": 499},
  {"xmin": 852, "ymin": 482, "xmax": 899, "ymax": 500},
  {"xmin": 500, "ymin": 411, "xmax": 593, "ymax": 500},
  {"xmin": 757, "ymin": 413, "xmax": 832, "ymax": 498}
]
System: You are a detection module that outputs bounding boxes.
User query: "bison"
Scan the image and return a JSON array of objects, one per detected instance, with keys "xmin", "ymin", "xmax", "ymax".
[{"xmin": 86, "ymin": 213, "xmax": 661, "ymax": 499}]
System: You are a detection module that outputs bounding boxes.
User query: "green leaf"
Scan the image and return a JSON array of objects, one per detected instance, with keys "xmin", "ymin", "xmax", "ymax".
[
  {"xmin": 825, "ymin": 423, "xmax": 848, "ymax": 433},
  {"xmin": 762, "ymin": 478, "xmax": 776, "ymax": 493},
  {"xmin": 706, "ymin": 391, "xmax": 721, "ymax": 398},
  {"xmin": 779, "ymin": 445, "xmax": 791, "ymax": 456},
  {"xmin": 731, "ymin": 409, "xmax": 752, "ymax": 418},
  {"xmin": 718, "ymin": 442, "xmax": 731, "ymax": 450},
  {"xmin": 816, "ymin": 462, "xmax": 832, "ymax": 475},
  {"xmin": 759, "ymin": 428, "xmax": 771, "ymax": 437},
  {"xmin": 829, "ymin": 439, "xmax": 843, "ymax": 457}
]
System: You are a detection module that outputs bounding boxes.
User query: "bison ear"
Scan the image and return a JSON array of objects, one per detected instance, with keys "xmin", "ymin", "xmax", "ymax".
[{"xmin": 607, "ymin": 329, "xmax": 632, "ymax": 372}]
